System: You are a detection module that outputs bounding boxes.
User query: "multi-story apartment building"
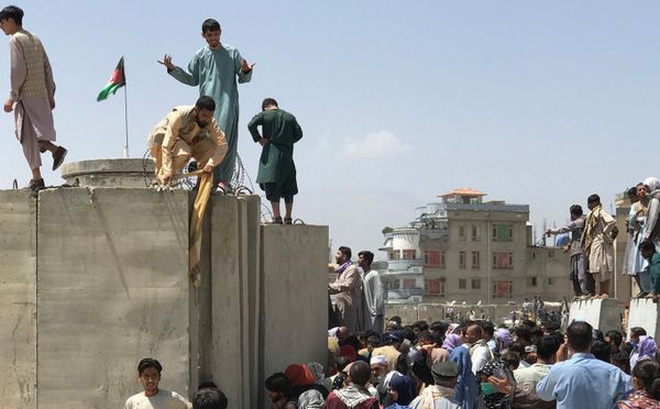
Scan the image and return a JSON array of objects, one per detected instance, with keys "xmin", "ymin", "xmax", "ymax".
[{"xmin": 380, "ymin": 188, "xmax": 572, "ymax": 304}]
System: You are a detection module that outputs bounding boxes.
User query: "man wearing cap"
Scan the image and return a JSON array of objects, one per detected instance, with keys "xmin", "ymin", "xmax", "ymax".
[
  {"xmin": 369, "ymin": 355, "xmax": 402, "ymax": 407},
  {"xmin": 410, "ymin": 361, "xmax": 461, "ymax": 409},
  {"xmin": 0, "ymin": 5, "xmax": 68, "ymax": 190},
  {"xmin": 371, "ymin": 332, "xmax": 408, "ymax": 375}
]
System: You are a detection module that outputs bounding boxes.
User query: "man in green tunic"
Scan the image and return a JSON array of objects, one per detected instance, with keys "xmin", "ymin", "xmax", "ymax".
[
  {"xmin": 248, "ymin": 98, "xmax": 303, "ymax": 224},
  {"xmin": 159, "ymin": 18, "xmax": 254, "ymax": 193}
]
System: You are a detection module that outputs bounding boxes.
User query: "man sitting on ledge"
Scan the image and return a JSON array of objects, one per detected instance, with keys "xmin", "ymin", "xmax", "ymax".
[{"xmin": 148, "ymin": 96, "xmax": 227, "ymax": 185}]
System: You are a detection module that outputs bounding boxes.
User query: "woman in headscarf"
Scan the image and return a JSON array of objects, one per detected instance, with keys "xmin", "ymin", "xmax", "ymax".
[
  {"xmin": 433, "ymin": 334, "xmax": 462, "ymax": 364},
  {"xmin": 493, "ymin": 329, "xmax": 512, "ymax": 356},
  {"xmin": 449, "ymin": 343, "xmax": 482, "ymax": 409},
  {"xmin": 385, "ymin": 374, "xmax": 417, "ymax": 409},
  {"xmin": 638, "ymin": 336, "xmax": 658, "ymax": 363},
  {"xmin": 284, "ymin": 363, "xmax": 329, "ymax": 409},
  {"xmin": 308, "ymin": 361, "xmax": 333, "ymax": 394}
]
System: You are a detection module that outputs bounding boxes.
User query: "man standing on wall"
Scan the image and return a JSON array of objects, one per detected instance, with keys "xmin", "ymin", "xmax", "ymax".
[
  {"xmin": 547, "ymin": 204, "xmax": 594, "ymax": 299},
  {"xmin": 358, "ymin": 250, "xmax": 385, "ymax": 334},
  {"xmin": 0, "ymin": 5, "xmax": 67, "ymax": 190},
  {"xmin": 329, "ymin": 246, "xmax": 364, "ymax": 334},
  {"xmin": 159, "ymin": 18, "xmax": 254, "ymax": 193},
  {"xmin": 581, "ymin": 194, "xmax": 617, "ymax": 298},
  {"xmin": 247, "ymin": 98, "xmax": 303, "ymax": 224}
]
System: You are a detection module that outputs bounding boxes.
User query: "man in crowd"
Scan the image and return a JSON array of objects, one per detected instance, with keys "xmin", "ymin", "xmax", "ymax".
[
  {"xmin": 0, "ymin": 5, "xmax": 67, "ymax": 190},
  {"xmin": 326, "ymin": 361, "xmax": 378, "ymax": 409},
  {"xmin": 357, "ymin": 250, "xmax": 384, "ymax": 334},
  {"xmin": 581, "ymin": 194, "xmax": 618, "ymax": 298},
  {"xmin": 410, "ymin": 361, "xmax": 462, "ymax": 409},
  {"xmin": 369, "ymin": 355, "xmax": 402, "ymax": 405},
  {"xmin": 159, "ymin": 18, "xmax": 254, "ymax": 193},
  {"xmin": 124, "ymin": 358, "xmax": 191, "ymax": 409},
  {"xmin": 536, "ymin": 321, "xmax": 632, "ymax": 409},
  {"xmin": 329, "ymin": 246, "xmax": 364, "ymax": 334},
  {"xmin": 192, "ymin": 385, "xmax": 228, "ymax": 409},
  {"xmin": 147, "ymin": 96, "xmax": 227, "ymax": 185},
  {"xmin": 513, "ymin": 335, "xmax": 560, "ymax": 408},
  {"xmin": 605, "ymin": 330, "xmax": 629, "ymax": 373},
  {"xmin": 247, "ymin": 97, "xmax": 303, "ymax": 224},
  {"xmin": 372, "ymin": 332, "xmax": 408, "ymax": 374},
  {"xmin": 547, "ymin": 204, "xmax": 591, "ymax": 298},
  {"xmin": 464, "ymin": 323, "xmax": 494, "ymax": 375}
]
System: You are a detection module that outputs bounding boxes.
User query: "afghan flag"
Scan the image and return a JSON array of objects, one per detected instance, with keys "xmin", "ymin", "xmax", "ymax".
[{"xmin": 97, "ymin": 57, "xmax": 126, "ymax": 101}]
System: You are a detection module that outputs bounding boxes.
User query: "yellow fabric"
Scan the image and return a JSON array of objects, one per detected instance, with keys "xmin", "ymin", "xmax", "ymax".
[{"xmin": 189, "ymin": 172, "xmax": 213, "ymax": 286}]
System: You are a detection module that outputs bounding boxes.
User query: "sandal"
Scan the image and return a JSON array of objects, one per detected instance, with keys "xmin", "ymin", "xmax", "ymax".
[
  {"xmin": 266, "ymin": 216, "xmax": 283, "ymax": 225},
  {"xmin": 284, "ymin": 217, "xmax": 293, "ymax": 225}
]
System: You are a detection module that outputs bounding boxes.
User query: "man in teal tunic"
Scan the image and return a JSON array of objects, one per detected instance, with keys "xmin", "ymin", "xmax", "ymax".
[
  {"xmin": 247, "ymin": 98, "xmax": 303, "ymax": 224},
  {"xmin": 159, "ymin": 18, "xmax": 254, "ymax": 192}
]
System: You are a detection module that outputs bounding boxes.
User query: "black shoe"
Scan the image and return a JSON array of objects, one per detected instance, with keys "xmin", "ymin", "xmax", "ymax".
[
  {"xmin": 52, "ymin": 146, "xmax": 68, "ymax": 171},
  {"xmin": 27, "ymin": 178, "xmax": 45, "ymax": 191},
  {"xmin": 265, "ymin": 217, "xmax": 283, "ymax": 225},
  {"xmin": 636, "ymin": 291, "xmax": 649, "ymax": 298}
]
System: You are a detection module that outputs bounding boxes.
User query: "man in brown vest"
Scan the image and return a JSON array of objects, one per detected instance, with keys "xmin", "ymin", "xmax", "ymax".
[{"xmin": 0, "ymin": 6, "xmax": 67, "ymax": 190}]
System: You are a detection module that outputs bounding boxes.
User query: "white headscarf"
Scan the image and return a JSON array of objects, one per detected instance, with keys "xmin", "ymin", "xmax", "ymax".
[{"xmin": 644, "ymin": 176, "xmax": 660, "ymax": 192}]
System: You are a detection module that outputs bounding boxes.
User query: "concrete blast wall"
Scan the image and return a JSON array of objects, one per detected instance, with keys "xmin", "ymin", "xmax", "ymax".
[{"xmin": 0, "ymin": 188, "xmax": 328, "ymax": 409}]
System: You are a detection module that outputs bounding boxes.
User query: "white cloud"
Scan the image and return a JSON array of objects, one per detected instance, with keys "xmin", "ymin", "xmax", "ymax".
[{"xmin": 343, "ymin": 130, "xmax": 410, "ymax": 159}]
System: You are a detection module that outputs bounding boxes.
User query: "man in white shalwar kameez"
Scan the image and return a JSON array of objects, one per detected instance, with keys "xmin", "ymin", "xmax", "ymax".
[
  {"xmin": 358, "ymin": 250, "xmax": 385, "ymax": 334},
  {"xmin": 0, "ymin": 6, "xmax": 67, "ymax": 190}
]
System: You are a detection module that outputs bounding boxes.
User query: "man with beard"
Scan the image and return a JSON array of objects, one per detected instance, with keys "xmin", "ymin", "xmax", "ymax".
[
  {"xmin": 369, "ymin": 355, "xmax": 402, "ymax": 407},
  {"xmin": 581, "ymin": 194, "xmax": 618, "ymax": 298},
  {"xmin": 148, "ymin": 96, "xmax": 227, "ymax": 185},
  {"xmin": 329, "ymin": 246, "xmax": 364, "ymax": 334}
]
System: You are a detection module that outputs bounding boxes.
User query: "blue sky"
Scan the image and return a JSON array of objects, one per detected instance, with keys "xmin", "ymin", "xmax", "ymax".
[{"xmin": 0, "ymin": 1, "xmax": 658, "ymax": 259}]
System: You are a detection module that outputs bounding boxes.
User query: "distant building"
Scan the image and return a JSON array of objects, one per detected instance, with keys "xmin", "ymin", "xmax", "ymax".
[{"xmin": 380, "ymin": 188, "xmax": 572, "ymax": 304}]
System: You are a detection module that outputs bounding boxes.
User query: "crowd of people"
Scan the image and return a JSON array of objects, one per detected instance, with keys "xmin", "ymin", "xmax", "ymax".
[{"xmin": 265, "ymin": 319, "xmax": 660, "ymax": 409}]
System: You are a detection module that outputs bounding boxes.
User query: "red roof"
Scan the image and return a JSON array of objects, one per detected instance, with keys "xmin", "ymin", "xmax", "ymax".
[{"xmin": 439, "ymin": 187, "xmax": 486, "ymax": 198}]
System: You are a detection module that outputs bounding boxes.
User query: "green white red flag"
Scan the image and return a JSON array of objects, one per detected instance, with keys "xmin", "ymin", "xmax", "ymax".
[{"xmin": 97, "ymin": 57, "xmax": 126, "ymax": 101}]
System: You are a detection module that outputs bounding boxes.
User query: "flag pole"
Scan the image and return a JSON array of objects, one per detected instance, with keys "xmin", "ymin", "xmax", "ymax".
[{"xmin": 122, "ymin": 77, "xmax": 129, "ymax": 158}]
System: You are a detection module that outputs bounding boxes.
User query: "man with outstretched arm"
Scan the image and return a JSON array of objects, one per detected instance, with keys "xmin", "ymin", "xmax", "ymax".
[{"xmin": 158, "ymin": 18, "xmax": 254, "ymax": 193}]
